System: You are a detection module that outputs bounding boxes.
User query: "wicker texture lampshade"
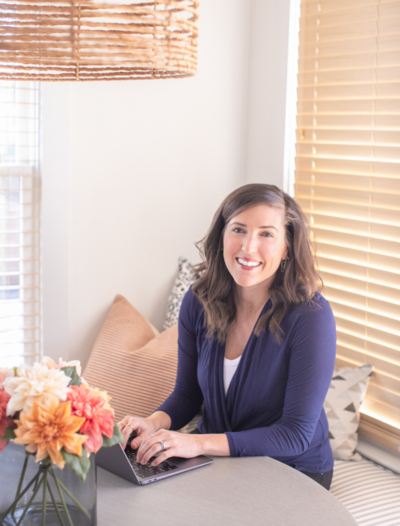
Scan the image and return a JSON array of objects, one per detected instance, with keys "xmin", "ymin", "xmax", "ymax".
[{"xmin": 0, "ymin": 0, "xmax": 199, "ymax": 81}]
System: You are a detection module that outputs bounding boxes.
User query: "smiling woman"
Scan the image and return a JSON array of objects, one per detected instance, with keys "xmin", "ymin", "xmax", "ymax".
[
  {"xmin": 192, "ymin": 184, "xmax": 322, "ymax": 343},
  {"xmin": 119, "ymin": 184, "xmax": 337, "ymax": 491}
]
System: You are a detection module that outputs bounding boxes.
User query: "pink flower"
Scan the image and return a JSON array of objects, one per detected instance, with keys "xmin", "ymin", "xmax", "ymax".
[
  {"xmin": 0, "ymin": 388, "xmax": 13, "ymax": 452},
  {"xmin": 67, "ymin": 385, "xmax": 114, "ymax": 453}
]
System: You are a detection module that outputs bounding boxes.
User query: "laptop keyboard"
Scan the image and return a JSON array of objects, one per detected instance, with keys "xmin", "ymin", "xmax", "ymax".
[{"xmin": 124, "ymin": 445, "xmax": 178, "ymax": 479}]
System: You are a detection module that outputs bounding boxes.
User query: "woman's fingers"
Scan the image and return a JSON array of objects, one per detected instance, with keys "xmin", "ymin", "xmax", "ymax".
[
  {"xmin": 118, "ymin": 416, "xmax": 140, "ymax": 445},
  {"xmin": 137, "ymin": 433, "xmax": 165, "ymax": 464},
  {"xmin": 139, "ymin": 442, "xmax": 164, "ymax": 465},
  {"xmin": 130, "ymin": 435, "xmax": 145, "ymax": 450},
  {"xmin": 151, "ymin": 450, "xmax": 175, "ymax": 467},
  {"xmin": 117, "ymin": 415, "xmax": 130, "ymax": 430}
]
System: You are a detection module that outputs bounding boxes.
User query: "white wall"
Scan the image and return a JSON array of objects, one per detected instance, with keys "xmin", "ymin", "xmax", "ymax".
[
  {"xmin": 245, "ymin": 0, "xmax": 292, "ymax": 188},
  {"xmin": 42, "ymin": 0, "xmax": 293, "ymax": 367},
  {"xmin": 42, "ymin": 0, "xmax": 252, "ymax": 365}
]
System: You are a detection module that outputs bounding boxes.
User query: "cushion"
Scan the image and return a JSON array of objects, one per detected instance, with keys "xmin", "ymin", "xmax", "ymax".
[
  {"xmin": 163, "ymin": 257, "xmax": 199, "ymax": 330},
  {"xmin": 83, "ymin": 295, "xmax": 178, "ymax": 423},
  {"xmin": 324, "ymin": 364, "xmax": 373, "ymax": 461},
  {"xmin": 331, "ymin": 458, "xmax": 400, "ymax": 526}
]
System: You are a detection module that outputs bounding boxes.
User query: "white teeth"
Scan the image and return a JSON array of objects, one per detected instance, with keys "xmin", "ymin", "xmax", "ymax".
[{"xmin": 237, "ymin": 258, "xmax": 261, "ymax": 267}]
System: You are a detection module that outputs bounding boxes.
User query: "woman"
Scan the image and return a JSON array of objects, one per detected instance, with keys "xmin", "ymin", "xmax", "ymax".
[{"xmin": 119, "ymin": 184, "xmax": 336, "ymax": 490}]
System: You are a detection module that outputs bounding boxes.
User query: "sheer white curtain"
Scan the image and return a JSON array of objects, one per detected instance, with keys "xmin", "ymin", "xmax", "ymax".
[{"xmin": 0, "ymin": 81, "xmax": 41, "ymax": 367}]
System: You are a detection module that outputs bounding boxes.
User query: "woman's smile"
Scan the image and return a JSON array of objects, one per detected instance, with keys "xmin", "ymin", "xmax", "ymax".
[{"xmin": 236, "ymin": 257, "xmax": 262, "ymax": 270}]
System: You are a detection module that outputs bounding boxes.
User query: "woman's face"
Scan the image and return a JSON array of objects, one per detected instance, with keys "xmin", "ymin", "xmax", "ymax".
[{"xmin": 223, "ymin": 204, "xmax": 288, "ymax": 291}]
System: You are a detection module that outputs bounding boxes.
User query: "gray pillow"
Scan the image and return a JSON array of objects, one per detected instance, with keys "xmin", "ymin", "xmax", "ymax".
[
  {"xmin": 324, "ymin": 364, "xmax": 373, "ymax": 461},
  {"xmin": 163, "ymin": 257, "xmax": 199, "ymax": 330}
]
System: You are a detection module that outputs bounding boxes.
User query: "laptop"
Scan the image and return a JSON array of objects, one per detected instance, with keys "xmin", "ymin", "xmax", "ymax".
[{"xmin": 95, "ymin": 435, "xmax": 213, "ymax": 485}]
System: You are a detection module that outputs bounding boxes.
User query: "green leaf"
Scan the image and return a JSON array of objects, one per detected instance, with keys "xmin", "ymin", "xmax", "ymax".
[
  {"xmin": 61, "ymin": 448, "xmax": 90, "ymax": 482},
  {"xmin": 101, "ymin": 423, "xmax": 123, "ymax": 448},
  {"xmin": 1, "ymin": 427, "xmax": 16, "ymax": 440},
  {"xmin": 60, "ymin": 366, "xmax": 81, "ymax": 387}
]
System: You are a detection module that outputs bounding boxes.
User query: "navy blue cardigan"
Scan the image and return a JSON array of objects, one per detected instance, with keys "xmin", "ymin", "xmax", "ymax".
[{"xmin": 158, "ymin": 287, "xmax": 336, "ymax": 473}]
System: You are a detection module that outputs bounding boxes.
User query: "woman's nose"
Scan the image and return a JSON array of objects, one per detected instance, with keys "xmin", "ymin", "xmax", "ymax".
[{"xmin": 242, "ymin": 233, "xmax": 258, "ymax": 253}]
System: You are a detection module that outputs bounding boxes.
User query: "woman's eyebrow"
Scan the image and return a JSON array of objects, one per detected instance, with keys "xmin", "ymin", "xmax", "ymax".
[{"xmin": 231, "ymin": 221, "xmax": 278, "ymax": 231}]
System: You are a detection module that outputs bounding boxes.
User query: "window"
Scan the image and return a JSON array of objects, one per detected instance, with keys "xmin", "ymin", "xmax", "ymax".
[
  {"xmin": 0, "ymin": 81, "xmax": 41, "ymax": 367},
  {"xmin": 294, "ymin": 1, "xmax": 400, "ymax": 452}
]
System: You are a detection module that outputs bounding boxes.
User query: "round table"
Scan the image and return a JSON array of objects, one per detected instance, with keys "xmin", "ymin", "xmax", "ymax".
[{"xmin": 97, "ymin": 456, "xmax": 358, "ymax": 526}]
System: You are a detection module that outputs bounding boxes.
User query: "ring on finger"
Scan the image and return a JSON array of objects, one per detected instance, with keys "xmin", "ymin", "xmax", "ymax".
[
  {"xmin": 159, "ymin": 440, "xmax": 166, "ymax": 452},
  {"xmin": 124, "ymin": 424, "xmax": 134, "ymax": 430}
]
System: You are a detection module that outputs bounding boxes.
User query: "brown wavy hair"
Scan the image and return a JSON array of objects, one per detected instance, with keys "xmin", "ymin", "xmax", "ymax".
[{"xmin": 191, "ymin": 184, "xmax": 322, "ymax": 343}]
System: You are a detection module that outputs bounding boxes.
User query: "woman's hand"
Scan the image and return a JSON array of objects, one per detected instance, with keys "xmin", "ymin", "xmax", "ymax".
[
  {"xmin": 118, "ymin": 411, "xmax": 172, "ymax": 450},
  {"xmin": 118, "ymin": 415, "xmax": 158, "ymax": 450},
  {"xmin": 137, "ymin": 430, "xmax": 205, "ymax": 466}
]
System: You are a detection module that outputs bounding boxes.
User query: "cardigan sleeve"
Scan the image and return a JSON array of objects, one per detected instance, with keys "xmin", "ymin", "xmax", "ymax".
[
  {"xmin": 225, "ymin": 299, "xmax": 336, "ymax": 458},
  {"xmin": 156, "ymin": 290, "xmax": 204, "ymax": 430}
]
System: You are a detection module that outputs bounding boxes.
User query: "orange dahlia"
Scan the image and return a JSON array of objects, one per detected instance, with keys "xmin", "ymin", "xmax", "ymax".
[
  {"xmin": 14, "ymin": 397, "xmax": 88, "ymax": 469},
  {"xmin": 67, "ymin": 385, "xmax": 114, "ymax": 453}
]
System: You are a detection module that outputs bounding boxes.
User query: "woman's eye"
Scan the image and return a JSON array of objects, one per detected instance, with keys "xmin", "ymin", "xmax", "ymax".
[
  {"xmin": 233, "ymin": 228, "xmax": 244, "ymax": 233},
  {"xmin": 261, "ymin": 232, "xmax": 273, "ymax": 238}
]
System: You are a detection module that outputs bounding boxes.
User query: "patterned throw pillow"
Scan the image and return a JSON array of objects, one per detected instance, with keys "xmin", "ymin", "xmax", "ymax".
[
  {"xmin": 163, "ymin": 257, "xmax": 200, "ymax": 330},
  {"xmin": 83, "ymin": 295, "xmax": 178, "ymax": 423},
  {"xmin": 324, "ymin": 364, "xmax": 373, "ymax": 461}
]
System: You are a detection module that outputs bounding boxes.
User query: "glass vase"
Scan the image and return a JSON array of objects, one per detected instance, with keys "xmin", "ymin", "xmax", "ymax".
[{"xmin": 0, "ymin": 442, "xmax": 97, "ymax": 526}]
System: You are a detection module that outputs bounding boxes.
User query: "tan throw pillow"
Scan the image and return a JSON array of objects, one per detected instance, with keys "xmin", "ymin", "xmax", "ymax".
[{"xmin": 83, "ymin": 295, "xmax": 178, "ymax": 423}]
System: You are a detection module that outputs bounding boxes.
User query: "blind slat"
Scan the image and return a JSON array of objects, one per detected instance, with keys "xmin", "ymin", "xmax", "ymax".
[
  {"xmin": 296, "ymin": 130, "xmax": 400, "ymax": 146},
  {"xmin": 296, "ymin": 156, "xmax": 400, "ymax": 176},
  {"xmin": 298, "ymin": 66, "xmax": 400, "ymax": 87},
  {"xmin": 299, "ymin": 37, "xmax": 400, "ymax": 59},
  {"xmin": 321, "ymin": 272, "xmax": 400, "ymax": 304},
  {"xmin": 296, "ymin": 144, "xmax": 400, "ymax": 163},
  {"xmin": 297, "ymin": 198, "xmax": 400, "ymax": 226},
  {"xmin": 336, "ymin": 345, "xmax": 400, "ymax": 378},
  {"xmin": 317, "ymin": 255, "xmax": 400, "ymax": 289},
  {"xmin": 0, "ymin": 325, "xmax": 39, "ymax": 334},
  {"xmin": 0, "ymin": 312, "xmax": 40, "ymax": 319},
  {"xmin": 297, "ymin": 114, "xmax": 400, "ymax": 131},
  {"xmin": 300, "ymin": 2, "xmax": 400, "ymax": 27},
  {"xmin": 298, "ymin": 82, "xmax": 400, "ymax": 101}
]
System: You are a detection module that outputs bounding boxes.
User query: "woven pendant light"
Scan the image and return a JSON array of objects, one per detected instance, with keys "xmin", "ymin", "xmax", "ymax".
[{"xmin": 0, "ymin": 0, "xmax": 199, "ymax": 81}]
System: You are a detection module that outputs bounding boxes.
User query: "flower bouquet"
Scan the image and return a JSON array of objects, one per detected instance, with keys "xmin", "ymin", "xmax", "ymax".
[{"xmin": 0, "ymin": 357, "xmax": 123, "ymax": 526}]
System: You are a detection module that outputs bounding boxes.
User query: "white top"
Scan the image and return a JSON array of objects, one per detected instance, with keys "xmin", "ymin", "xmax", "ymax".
[{"xmin": 223, "ymin": 355, "xmax": 242, "ymax": 395}]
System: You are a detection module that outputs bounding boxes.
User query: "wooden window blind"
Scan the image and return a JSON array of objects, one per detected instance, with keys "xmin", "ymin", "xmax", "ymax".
[
  {"xmin": 295, "ymin": 0, "xmax": 400, "ymax": 452},
  {"xmin": 0, "ymin": 81, "xmax": 41, "ymax": 367}
]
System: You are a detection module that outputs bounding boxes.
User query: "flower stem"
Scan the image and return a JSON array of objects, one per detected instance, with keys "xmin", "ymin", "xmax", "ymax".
[
  {"xmin": 16, "ymin": 472, "xmax": 44, "ymax": 526},
  {"xmin": 56, "ymin": 479, "xmax": 90, "ymax": 519},
  {"xmin": 50, "ymin": 467, "xmax": 74, "ymax": 526},
  {"xmin": 2, "ymin": 471, "xmax": 41, "ymax": 519},
  {"xmin": 42, "ymin": 471, "xmax": 48, "ymax": 526},
  {"xmin": 11, "ymin": 452, "xmax": 29, "ymax": 516},
  {"xmin": 47, "ymin": 479, "xmax": 66, "ymax": 526}
]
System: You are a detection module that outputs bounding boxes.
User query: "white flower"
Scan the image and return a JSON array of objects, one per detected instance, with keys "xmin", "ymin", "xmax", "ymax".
[
  {"xmin": 40, "ymin": 356, "xmax": 58, "ymax": 369},
  {"xmin": 0, "ymin": 368, "xmax": 14, "ymax": 385},
  {"xmin": 40, "ymin": 356, "xmax": 82, "ymax": 377},
  {"xmin": 3, "ymin": 363, "xmax": 71, "ymax": 416}
]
